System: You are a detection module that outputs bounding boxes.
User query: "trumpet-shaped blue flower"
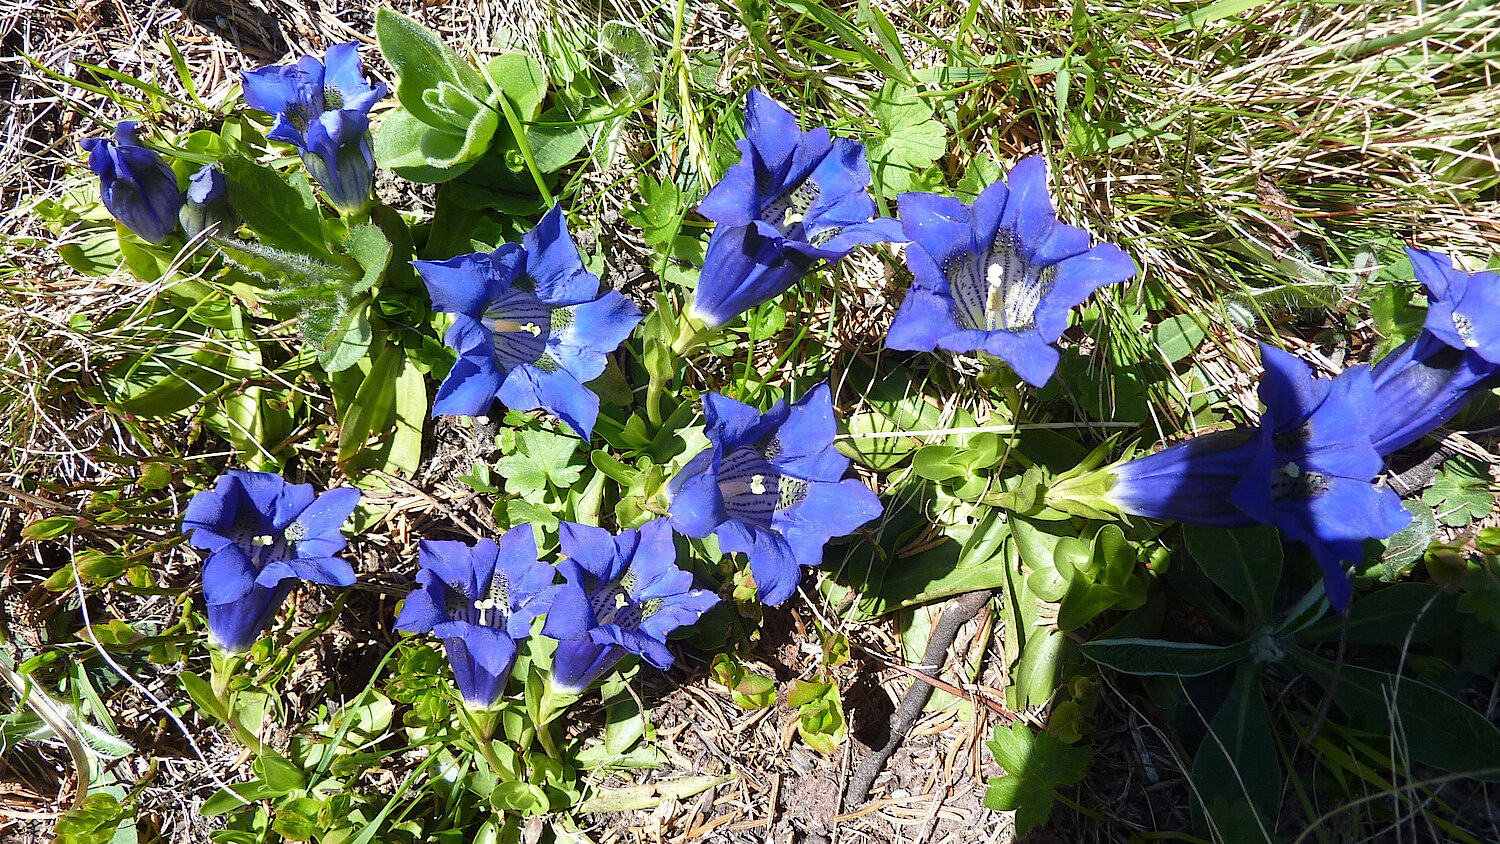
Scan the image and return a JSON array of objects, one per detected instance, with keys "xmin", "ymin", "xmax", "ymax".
[
  {"xmin": 181, "ymin": 471, "xmax": 360, "ymax": 653},
  {"xmin": 415, "ymin": 204, "xmax": 643, "ymax": 439},
  {"xmin": 886, "ymin": 157, "xmax": 1136, "ymax": 387},
  {"xmin": 1368, "ymin": 248, "xmax": 1500, "ymax": 454},
  {"xmin": 180, "ymin": 164, "xmax": 232, "ymax": 240},
  {"xmin": 542, "ymin": 520, "xmax": 719, "ymax": 694},
  {"xmin": 242, "ymin": 42, "xmax": 386, "ymax": 213},
  {"xmin": 667, "ymin": 383, "xmax": 882, "ymax": 606},
  {"xmin": 81, "ymin": 121, "xmax": 183, "ymax": 245},
  {"xmin": 1230, "ymin": 345, "xmax": 1411, "ymax": 611},
  {"xmin": 690, "ymin": 89, "xmax": 904, "ymax": 328},
  {"xmin": 1104, "ymin": 429, "xmax": 1263, "ymax": 529},
  {"xmin": 1409, "ymin": 246, "xmax": 1500, "ymax": 364},
  {"xmin": 394, "ymin": 531, "xmax": 562, "ymax": 707}
]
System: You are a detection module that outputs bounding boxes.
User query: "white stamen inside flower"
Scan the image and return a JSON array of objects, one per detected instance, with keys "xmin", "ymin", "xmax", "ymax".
[
  {"xmin": 1282, "ymin": 462, "xmax": 1301, "ymax": 478},
  {"xmin": 750, "ymin": 474, "xmax": 767, "ymax": 495},
  {"xmin": 474, "ymin": 598, "xmax": 495, "ymax": 626},
  {"xmin": 490, "ymin": 319, "xmax": 544, "ymax": 337},
  {"xmin": 784, "ymin": 208, "xmax": 804, "ymax": 229},
  {"xmin": 253, "ymin": 534, "xmax": 276, "ymax": 547}
]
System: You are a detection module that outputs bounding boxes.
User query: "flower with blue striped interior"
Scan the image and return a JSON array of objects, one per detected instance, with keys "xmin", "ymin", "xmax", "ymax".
[
  {"xmin": 394, "ymin": 530, "xmax": 563, "ymax": 708},
  {"xmin": 542, "ymin": 520, "xmax": 719, "ymax": 694},
  {"xmin": 81, "ymin": 121, "xmax": 184, "ymax": 245},
  {"xmin": 415, "ymin": 204, "xmax": 643, "ymax": 439},
  {"xmin": 666, "ymin": 382, "xmax": 882, "ymax": 606},
  {"xmin": 689, "ymin": 89, "xmax": 904, "ymax": 328},
  {"xmin": 886, "ymin": 156, "xmax": 1136, "ymax": 387},
  {"xmin": 242, "ymin": 42, "xmax": 386, "ymax": 214},
  {"xmin": 181, "ymin": 471, "xmax": 360, "ymax": 653}
]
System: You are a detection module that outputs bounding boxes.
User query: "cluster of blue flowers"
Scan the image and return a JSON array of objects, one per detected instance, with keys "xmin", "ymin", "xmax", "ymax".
[{"xmin": 143, "ymin": 43, "xmax": 1497, "ymax": 707}]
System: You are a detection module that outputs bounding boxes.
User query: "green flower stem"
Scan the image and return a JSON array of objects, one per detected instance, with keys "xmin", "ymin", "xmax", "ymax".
[
  {"xmin": 669, "ymin": 315, "xmax": 715, "ymax": 358},
  {"xmin": 492, "ymin": 95, "xmax": 553, "ymax": 207},
  {"xmin": 209, "ymin": 649, "xmax": 265, "ymax": 754},
  {"xmin": 460, "ymin": 706, "xmax": 517, "ymax": 780}
]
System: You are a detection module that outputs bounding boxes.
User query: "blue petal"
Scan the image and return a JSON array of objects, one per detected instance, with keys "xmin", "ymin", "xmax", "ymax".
[
  {"xmin": 462, "ymin": 624, "xmax": 523, "ymax": 677},
  {"xmin": 897, "ymin": 192, "xmax": 974, "ymax": 273},
  {"xmin": 270, "ymin": 481, "xmax": 316, "ymax": 532},
  {"xmin": 969, "ymin": 173, "xmax": 1009, "ymax": 247},
  {"xmin": 1370, "ymin": 335, "xmax": 1500, "ymax": 454},
  {"xmin": 689, "ymin": 223, "xmax": 816, "ymax": 328},
  {"xmin": 1406, "ymin": 247, "xmax": 1455, "ymax": 300},
  {"xmin": 716, "ymin": 520, "xmax": 802, "ymax": 606},
  {"xmin": 417, "ymin": 247, "xmax": 520, "ymax": 316},
  {"xmin": 744, "ymin": 89, "xmax": 802, "ymax": 180},
  {"xmin": 394, "ymin": 582, "xmax": 445, "ymax": 633},
  {"xmin": 284, "ymin": 555, "xmax": 357, "ymax": 587},
  {"xmin": 703, "ymin": 390, "xmax": 778, "ymax": 449},
  {"xmin": 764, "ymin": 383, "xmax": 850, "ymax": 482},
  {"xmin": 1256, "ymin": 344, "xmax": 1328, "ymax": 434},
  {"xmin": 807, "ymin": 216, "xmax": 907, "ymax": 259},
  {"xmin": 522, "ymin": 205, "xmax": 599, "ymax": 305},
  {"xmin": 432, "ymin": 353, "xmax": 503, "ymax": 418},
  {"xmin": 1106, "ymin": 430, "xmax": 1263, "ymax": 528},
  {"xmin": 443, "ymin": 635, "xmax": 511, "ymax": 706},
  {"xmin": 667, "ymin": 469, "xmax": 728, "ymax": 538},
  {"xmin": 774, "ymin": 478, "xmax": 883, "ymax": 558},
  {"xmin": 551, "ymin": 639, "xmax": 622, "ymax": 693},
  {"xmin": 885, "ymin": 286, "xmax": 956, "ymax": 353},
  {"xmin": 636, "ymin": 587, "xmax": 719, "ymax": 644},
  {"xmin": 591, "ymin": 626, "xmax": 672, "ymax": 670},
  {"xmin": 998, "ymin": 156, "xmax": 1058, "ymax": 259},
  {"xmin": 1035, "ymin": 243, "xmax": 1137, "ymax": 342},
  {"xmin": 626, "ymin": 520, "xmax": 687, "ymax": 599},
  {"xmin": 498, "ymin": 364, "xmax": 600, "ymax": 439},
  {"xmin": 208, "ymin": 582, "xmax": 293, "ymax": 653},
  {"xmin": 968, "ymin": 327, "xmax": 1061, "ymax": 388},
  {"xmin": 322, "ymin": 42, "xmax": 385, "ymax": 114},
  {"xmin": 202, "ymin": 545, "xmax": 257, "ymax": 605},
  {"xmin": 548, "ymin": 291, "xmax": 643, "ymax": 381},
  {"xmin": 493, "ymin": 527, "xmax": 540, "ymax": 581},
  {"xmin": 541, "ymin": 582, "xmax": 596, "ymax": 640},
  {"xmin": 302, "ymin": 110, "xmax": 373, "ymax": 213},
  {"xmin": 290, "ymin": 487, "xmax": 361, "ymax": 545},
  {"xmin": 559, "ymin": 521, "xmax": 627, "ymax": 583},
  {"xmin": 1302, "ymin": 365, "xmax": 1382, "ymax": 481},
  {"xmin": 697, "ymin": 148, "xmax": 760, "ymax": 227},
  {"xmin": 241, "ymin": 58, "xmax": 320, "ymax": 131},
  {"xmin": 801, "ymin": 137, "xmax": 875, "ymax": 232}
]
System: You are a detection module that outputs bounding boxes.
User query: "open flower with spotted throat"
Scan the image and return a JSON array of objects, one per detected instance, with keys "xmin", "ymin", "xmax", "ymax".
[
  {"xmin": 666, "ymin": 383, "xmax": 883, "ymax": 606},
  {"xmin": 542, "ymin": 520, "xmax": 719, "ymax": 694},
  {"xmin": 886, "ymin": 156, "xmax": 1136, "ymax": 387},
  {"xmin": 415, "ymin": 204, "xmax": 643, "ymax": 439},
  {"xmin": 394, "ymin": 531, "xmax": 563, "ymax": 707},
  {"xmin": 1369, "ymin": 247, "xmax": 1500, "ymax": 454},
  {"xmin": 1229, "ymin": 344, "xmax": 1411, "ymax": 611},
  {"xmin": 242, "ymin": 42, "xmax": 386, "ymax": 213},
  {"xmin": 688, "ymin": 89, "xmax": 904, "ymax": 329},
  {"xmin": 181, "ymin": 471, "xmax": 360, "ymax": 653}
]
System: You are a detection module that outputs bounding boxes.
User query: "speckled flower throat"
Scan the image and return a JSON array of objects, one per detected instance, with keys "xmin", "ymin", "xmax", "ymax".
[{"xmin": 947, "ymin": 231, "xmax": 1056, "ymax": 333}]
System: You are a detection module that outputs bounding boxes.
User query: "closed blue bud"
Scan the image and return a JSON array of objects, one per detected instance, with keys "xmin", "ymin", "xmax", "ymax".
[
  {"xmin": 81, "ymin": 121, "xmax": 183, "ymax": 245},
  {"xmin": 242, "ymin": 42, "xmax": 386, "ymax": 214},
  {"xmin": 180, "ymin": 164, "xmax": 233, "ymax": 239}
]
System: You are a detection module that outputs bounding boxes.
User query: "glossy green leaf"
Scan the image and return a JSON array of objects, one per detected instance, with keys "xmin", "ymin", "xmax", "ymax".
[
  {"xmin": 1184, "ymin": 524, "xmax": 1283, "ymax": 624},
  {"xmin": 1189, "ymin": 663, "xmax": 1279, "ymax": 843}
]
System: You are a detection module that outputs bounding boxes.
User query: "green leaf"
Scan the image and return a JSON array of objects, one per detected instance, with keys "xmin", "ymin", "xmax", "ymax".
[
  {"xmin": 983, "ymin": 721, "xmax": 1090, "ymax": 836},
  {"xmin": 1289, "ymin": 647, "xmax": 1500, "ymax": 780},
  {"xmin": 866, "ymin": 82, "xmax": 946, "ymax": 198},
  {"xmin": 789, "ymin": 679, "xmax": 846, "ymax": 754},
  {"xmin": 22, "ymin": 515, "xmax": 79, "ymax": 540},
  {"xmin": 495, "ymin": 428, "xmax": 585, "ymax": 502},
  {"xmin": 180, "ymin": 671, "xmax": 229, "ymax": 724},
  {"xmin": 483, "ymin": 53, "xmax": 547, "ymax": 120},
  {"xmin": 375, "ymin": 7, "xmax": 487, "ymax": 124},
  {"xmin": 316, "ymin": 298, "xmax": 375, "ymax": 374},
  {"xmin": 1183, "ymin": 524, "xmax": 1283, "ymax": 625},
  {"xmin": 1422, "ymin": 457, "xmax": 1494, "ymax": 526},
  {"xmin": 1187, "ymin": 664, "xmax": 1279, "ymax": 842},
  {"xmin": 372, "ymin": 107, "xmax": 481, "ymax": 184},
  {"xmin": 1369, "ymin": 500, "xmax": 1437, "ymax": 580},
  {"xmin": 220, "ymin": 156, "xmax": 331, "ymax": 260},
  {"xmin": 1150, "ymin": 314, "xmax": 1207, "ymax": 363},
  {"xmin": 1299, "ymin": 583, "xmax": 1461, "ymax": 646},
  {"xmin": 344, "ymin": 224, "xmax": 392, "ymax": 297},
  {"xmin": 1081, "ymin": 637, "xmax": 1250, "ymax": 677}
]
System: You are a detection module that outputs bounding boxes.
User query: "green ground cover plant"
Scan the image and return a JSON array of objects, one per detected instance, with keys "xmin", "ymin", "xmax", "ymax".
[{"xmin": 2, "ymin": 1, "xmax": 1498, "ymax": 842}]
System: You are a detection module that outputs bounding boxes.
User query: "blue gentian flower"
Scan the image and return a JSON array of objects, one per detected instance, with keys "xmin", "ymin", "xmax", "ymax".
[
  {"xmin": 667, "ymin": 382, "xmax": 883, "ymax": 606},
  {"xmin": 541, "ymin": 520, "xmax": 718, "ymax": 694},
  {"xmin": 181, "ymin": 471, "xmax": 360, "ymax": 653},
  {"xmin": 886, "ymin": 156, "xmax": 1136, "ymax": 387},
  {"xmin": 1103, "ymin": 429, "xmax": 1263, "ymax": 529},
  {"xmin": 415, "ymin": 204, "xmax": 643, "ymax": 439},
  {"xmin": 1229, "ymin": 344, "xmax": 1411, "ymax": 611},
  {"xmin": 394, "ymin": 531, "xmax": 562, "ymax": 707},
  {"xmin": 1408, "ymin": 246, "xmax": 1500, "ymax": 364},
  {"xmin": 242, "ymin": 42, "xmax": 386, "ymax": 214},
  {"xmin": 689, "ymin": 89, "xmax": 904, "ymax": 328},
  {"xmin": 180, "ymin": 164, "xmax": 233, "ymax": 240},
  {"xmin": 81, "ymin": 121, "xmax": 183, "ymax": 245},
  {"xmin": 1368, "ymin": 248, "xmax": 1500, "ymax": 454}
]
